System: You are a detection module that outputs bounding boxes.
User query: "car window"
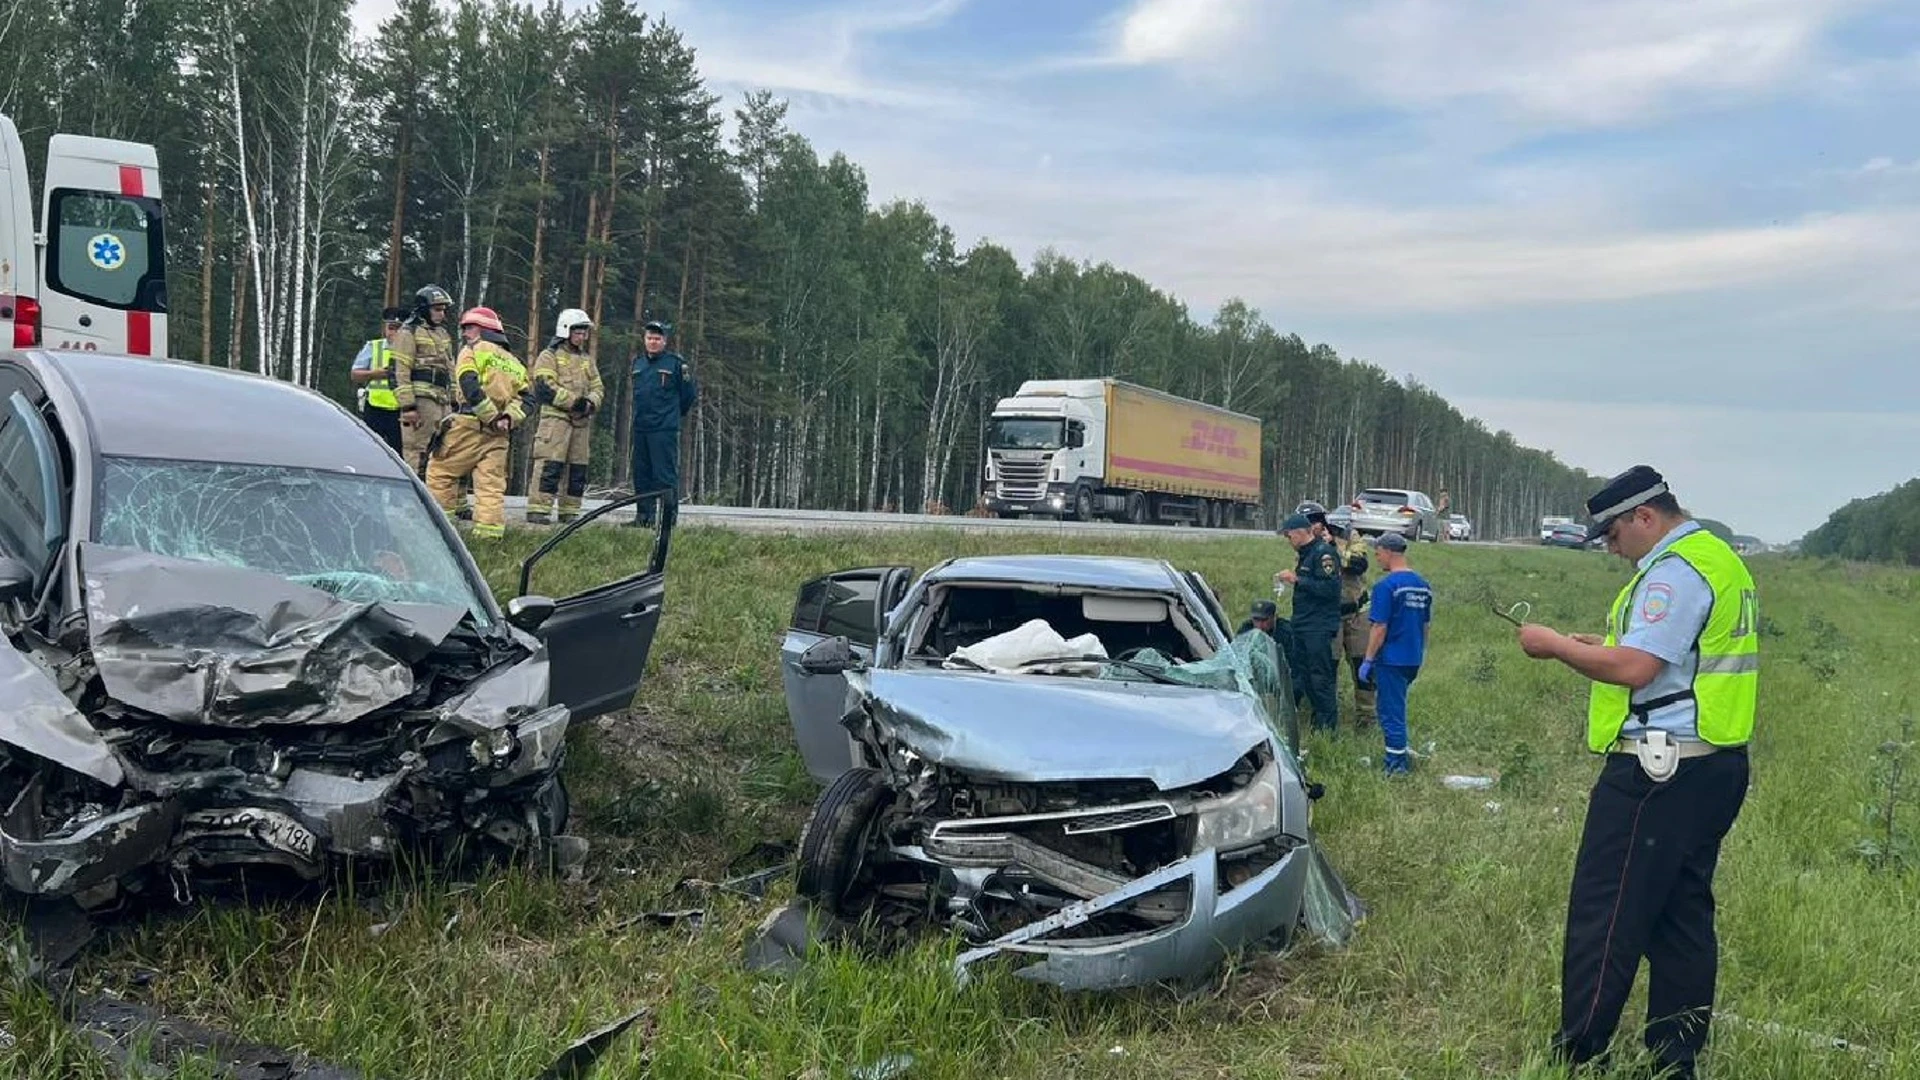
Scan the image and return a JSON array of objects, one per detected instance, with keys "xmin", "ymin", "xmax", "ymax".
[
  {"xmin": 0, "ymin": 402, "xmax": 49, "ymax": 564},
  {"xmin": 818, "ymin": 577, "xmax": 883, "ymax": 646},
  {"xmin": 94, "ymin": 457, "xmax": 491, "ymax": 623},
  {"xmin": 1358, "ymin": 489, "xmax": 1407, "ymax": 503}
]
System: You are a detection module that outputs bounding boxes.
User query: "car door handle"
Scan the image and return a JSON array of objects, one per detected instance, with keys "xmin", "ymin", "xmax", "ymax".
[{"xmin": 621, "ymin": 603, "xmax": 660, "ymax": 623}]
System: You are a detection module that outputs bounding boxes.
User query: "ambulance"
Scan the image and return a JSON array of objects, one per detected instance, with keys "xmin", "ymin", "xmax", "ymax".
[{"xmin": 1, "ymin": 112, "xmax": 167, "ymax": 356}]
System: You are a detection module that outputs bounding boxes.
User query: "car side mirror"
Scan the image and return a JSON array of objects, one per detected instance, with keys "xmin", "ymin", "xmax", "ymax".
[
  {"xmin": 799, "ymin": 635, "xmax": 860, "ymax": 675},
  {"xmin": 506, "ymin": 595, "xmax": 557, "ymax": 633},
  {"xmin": 0, "ymin": 556, "xmax": 34, "ymax": 604}
]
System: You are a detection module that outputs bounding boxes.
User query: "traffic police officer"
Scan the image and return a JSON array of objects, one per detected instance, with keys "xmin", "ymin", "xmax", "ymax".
[
  {"xmin": 1516, "ymin": 465, "xmax": 1758, "ymax": 1079},
  {"xmin": 1278, "ymin": 511, "xmax": 1342, "ymax": 732},
  {"xmin": 350, "ymin": 306, "xmax": 407, "ymax": 455},
  {"xmin": 426, "ymin": 307, "xmax": 530, "ymax": 540},
  {"xmin": 1328, "ymin": 515, "xmax": 1378, "ymax": 728},
  {"xmin": 393, "ymin": 284, "xmax": 458, "ymax": 477},
  {"xmin": 629, "ymin": 319, "xmax": 697, "ymax": 527},
  {"xmin": 527, "ymin": 308, "xmax": 604, "ymax": 525}
]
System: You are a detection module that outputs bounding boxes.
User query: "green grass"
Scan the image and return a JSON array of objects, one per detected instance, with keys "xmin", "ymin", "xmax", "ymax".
[{"xmin": 6, "ymin": 530, "xmax": 1919, "ymax": 1078}]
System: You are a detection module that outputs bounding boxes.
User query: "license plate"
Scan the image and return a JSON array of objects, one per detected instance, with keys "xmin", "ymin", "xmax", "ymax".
[
  {"xmin": 1008, "ymin": 504, "xmax": 1027, "ymax": 511},
  {"xmin": 182, "ymin": 808, "xmax": 320, "ymax": 861}
]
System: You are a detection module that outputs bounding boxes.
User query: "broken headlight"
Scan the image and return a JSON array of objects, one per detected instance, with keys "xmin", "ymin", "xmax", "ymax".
[{"xmin": 1190, "ymin": 753, "xmax": 1282, "ymax": 852}]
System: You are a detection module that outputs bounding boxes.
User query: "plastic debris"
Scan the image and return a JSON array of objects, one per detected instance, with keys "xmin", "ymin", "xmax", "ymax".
[
  {"xmin": 1441, "ymin": 775, "xmax": 1496, "ymax": 791},
  {"xmin": 850, "ymin": 1052, "xmax": 915, "ymax": 1080}
]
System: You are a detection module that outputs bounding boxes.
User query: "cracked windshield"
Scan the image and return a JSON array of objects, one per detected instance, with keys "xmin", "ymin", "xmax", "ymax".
[{"xmin": 95, "ymin": 457, "xmax": 489, "ymax": 622}]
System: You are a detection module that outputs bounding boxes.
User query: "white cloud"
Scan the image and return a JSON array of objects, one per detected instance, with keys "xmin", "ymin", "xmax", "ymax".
[{"xmin": 1102, "ymin": 0, "xmax": 1877, "ymax": 127}]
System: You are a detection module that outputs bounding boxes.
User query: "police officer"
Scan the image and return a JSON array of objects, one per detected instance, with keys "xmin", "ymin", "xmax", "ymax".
[
  {"xmin": 426, "ymin": 307, "xmax": 530, "ymax": 540},
  {"xmin": 1515, "ymin": 465, "xmax": 1758, "ymax": 1080},
  {"xmin": 1277, "ymin": 512, "xmax": 1342, "ymax": 732},
  {"xmin": 527, "ymin": 308, "xmax": 604, "ymax": 525},
  {"xmin": 351, "ymin": 306, "xmax": 407, "ymax": 455},
  {"xmin": 1328, "ymin": 515, "xmax": 1378, "ymax": 728},
  {"xmin": 393, "ymin": 284, "xmax": 458, "ymax": 477},
  {"xmin": 1237, "ymin": 599, "xmax": 1283, "ymax": 644},
  {"xmin": 629, "ymin": 319, "xmax": 697, "ymax": 527}
]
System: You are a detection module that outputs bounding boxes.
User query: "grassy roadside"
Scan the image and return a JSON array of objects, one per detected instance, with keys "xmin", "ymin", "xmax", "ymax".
[{"xmin": 6, "ymin": 527, "xmax": 1918, "ymax": 1078}]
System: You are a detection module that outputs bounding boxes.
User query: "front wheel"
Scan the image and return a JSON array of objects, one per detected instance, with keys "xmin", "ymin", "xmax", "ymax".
[{"xmin": 795, "ymin": 767, "xmax": 891, "ymax": 916}]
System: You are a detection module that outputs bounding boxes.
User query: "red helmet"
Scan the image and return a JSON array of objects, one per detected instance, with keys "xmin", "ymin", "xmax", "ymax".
[{"xmin": 459, "ymin": 306, "xmax": 504, "ymax": 333}]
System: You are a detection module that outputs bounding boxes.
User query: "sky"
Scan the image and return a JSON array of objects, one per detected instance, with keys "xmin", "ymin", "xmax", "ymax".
[{"xmin": 352, "ymin": 0, "xmax": 1920, "ymax": 542}]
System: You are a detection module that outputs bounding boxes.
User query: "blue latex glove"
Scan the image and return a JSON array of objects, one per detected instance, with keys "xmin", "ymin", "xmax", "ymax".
[{"xmin": 1358, "ymin": 659, "xmax": 1375, "ymax": 684}]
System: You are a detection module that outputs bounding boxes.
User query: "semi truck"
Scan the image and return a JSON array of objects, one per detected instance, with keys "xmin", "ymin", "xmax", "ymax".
[
  {"xmin": 980, "ymin": 378, "xmax": 1263, "ymax": 528},
  {"xmin": 1, "ymin": 112, "xmax": 168, "ymax": 356}
]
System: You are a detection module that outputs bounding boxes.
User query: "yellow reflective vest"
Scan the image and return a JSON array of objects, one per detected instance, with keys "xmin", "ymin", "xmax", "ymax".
[
  {"xmin": 1587, "ymin": 528, "xmax": 1759, "ymax": 752},
  {"xmin": 364, "ymin": 339, "xmax": 398, "ymax": 411}
]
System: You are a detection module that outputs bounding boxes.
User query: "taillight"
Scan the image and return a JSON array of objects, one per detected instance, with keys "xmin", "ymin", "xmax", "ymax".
[
  {"xmin": 1399, "ymin": 505, "xmax": 1416, "ymax": 515},
  {"xmin": 4, "ymin": 295, "xmax": 38, "ymax": 348}
]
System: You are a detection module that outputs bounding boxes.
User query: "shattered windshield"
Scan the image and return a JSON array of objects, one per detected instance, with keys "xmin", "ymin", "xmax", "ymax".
[{"xmin": 94, "ymin": 457, "xmax": 491, "ymax": 624}]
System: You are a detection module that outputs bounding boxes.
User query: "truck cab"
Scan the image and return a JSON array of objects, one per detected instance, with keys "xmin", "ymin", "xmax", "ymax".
[
  {"xmin": 982, "ymin": 380, "xmax": 1108, "ymax": 520},
  {"xmin": 1, "ymin": 113, "xmax": 167, "ymax": 356}
]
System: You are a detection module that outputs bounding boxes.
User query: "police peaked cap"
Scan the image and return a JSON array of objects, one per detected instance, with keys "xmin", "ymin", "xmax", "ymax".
[{"xmin": 1584, "ymin": 465, "xmax": 1669, "ymax": 542}]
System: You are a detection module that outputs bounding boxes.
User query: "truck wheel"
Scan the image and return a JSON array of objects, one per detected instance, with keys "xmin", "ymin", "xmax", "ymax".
[
  {"xmin": 1073, "ymin": 486, "xmax": 1095, "ymax": 522},
  {"xmin": 795, "ymin": 767, "xmax": 891, "ymax": 916},
  {"xmin": 1125, "ymin": 492, "xmax": 1149, "ymax": 524}
]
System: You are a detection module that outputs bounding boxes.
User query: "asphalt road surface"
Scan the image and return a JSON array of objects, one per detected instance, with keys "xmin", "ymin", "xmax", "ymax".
[{"xmin": 501, "ymin": 496, "xmax": 1513, "ymax": 545}]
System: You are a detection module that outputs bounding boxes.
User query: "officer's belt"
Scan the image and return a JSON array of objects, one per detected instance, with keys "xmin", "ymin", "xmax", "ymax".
[
  {"xmin": 410, "ymin": 368, "xmax": 453, "ymax": 388},
  {"xmin": 1606, "ymin": 737, "xmax": 1724, "ymax": 759}
]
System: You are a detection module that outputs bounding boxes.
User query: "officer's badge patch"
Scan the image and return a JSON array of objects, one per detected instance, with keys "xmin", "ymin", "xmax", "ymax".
[
  {"xmin": 1641, "ymin": 582, "xmax": 1673, "ymax": 623},
  {"xmin": 1320, "ymin": 553, "xmax": 1338, "ymax": 576}
]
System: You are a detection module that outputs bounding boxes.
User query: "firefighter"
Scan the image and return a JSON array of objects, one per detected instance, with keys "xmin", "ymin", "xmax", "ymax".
[
  {"xmin": 425, "ymin": 306, "xmax": 529, "ymax": 540},
  {"xmin": 527, "ymin": 308, "xmax": 604, "ymax": 525},
  {"xmin": 629, "ymin": 319, "xmax": 697, "ymax": 527},
  {"xmin": 1329, "ymin": 515, "xmax": 1379, "ymax": 728},
  {"xmin": 393, "ymin": 284, "xmax": 458, "ymax": 477}
]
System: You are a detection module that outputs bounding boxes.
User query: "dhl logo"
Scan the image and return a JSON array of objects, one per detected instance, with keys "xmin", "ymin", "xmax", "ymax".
[{"xmin": 1181, "ymin": 420, "xmax": 1252, "ymax": 460}]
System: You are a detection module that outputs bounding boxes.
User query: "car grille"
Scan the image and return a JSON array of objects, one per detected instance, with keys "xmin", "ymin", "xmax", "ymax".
[
  {"xmin": 991, "ymin": 454, "xmax": 1048, "ymax": 501},
  {"xmin": 1061, "ymin": 804, "xmax": 1179, "ymax": 835},
  {"xmin": 928, "ymin": 800, "xmax": 1178, "ymax": 841}
]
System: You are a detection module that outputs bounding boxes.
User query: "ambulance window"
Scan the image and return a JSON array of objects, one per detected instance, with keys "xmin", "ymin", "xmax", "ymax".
[{"xmin": 44, "ymin": 189, "xmax": 168, "ymax": 312}]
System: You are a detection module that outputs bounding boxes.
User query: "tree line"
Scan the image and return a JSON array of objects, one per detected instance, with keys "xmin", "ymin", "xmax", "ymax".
[
  {"xmin": 2, "ymin": 0, "xmax": 1608, "ymax": 538},
  {"xmin": 1801, "ymin": 479, "xmax": 1920, "ymax": 566}
]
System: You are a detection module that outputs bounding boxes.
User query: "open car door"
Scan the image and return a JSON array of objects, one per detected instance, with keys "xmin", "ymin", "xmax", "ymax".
[
  {"xmin": 517, "ymin": 490, "xmax": 672, "ymax": 724},
  {"xmin": 782, "ymin": 565, "xmax": 912, "ymax": 783},
  {"xmin": 37, "ymin": 134, "xmax": 167, "ymax": 356}
]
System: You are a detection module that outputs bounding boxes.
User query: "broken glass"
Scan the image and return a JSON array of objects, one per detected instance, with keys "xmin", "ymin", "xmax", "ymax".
[{"xmin": 94, "ymin": 457, "xmax": 489, "ymax": 624}]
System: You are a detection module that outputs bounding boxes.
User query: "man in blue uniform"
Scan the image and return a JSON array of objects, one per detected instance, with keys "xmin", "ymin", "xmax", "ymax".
[
  {"xmin": 1277, "ymin": 512, "xmax": 1342, "ymax": 732},
  {"xmin": 1360, "ymin": 532, "xmax": 1430, "ymax": 774},
  {"xmin": 1516, "ymin": 465, "xmax": 1758, "ymax": 1080},
  {"xmin": 629, "ymin": 319, "xmax": 697, "ymax": 527}
]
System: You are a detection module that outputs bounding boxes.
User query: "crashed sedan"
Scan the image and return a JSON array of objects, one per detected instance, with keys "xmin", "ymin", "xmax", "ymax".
[
  {"xmin": 1, "ymin": 350, "xmax": 671, "ymax": 906},
  {"xmin": 780, "ymin": 556, "xmax": 1356, "ymax": 990}
]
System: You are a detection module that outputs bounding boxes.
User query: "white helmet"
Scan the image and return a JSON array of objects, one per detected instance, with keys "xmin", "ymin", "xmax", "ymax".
[{"xmin": 554, "ymin": 308, "xmax": 592, "ymax": 338}]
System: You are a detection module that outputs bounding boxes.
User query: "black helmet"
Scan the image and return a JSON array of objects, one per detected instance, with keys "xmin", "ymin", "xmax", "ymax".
[
  {"xmin": 415, "ymin": 284, "xmax": 453, "ymax": 311},
  {"xmin": 1295, "ymin": 500, "xmax": 1328, "ymax": 524}
]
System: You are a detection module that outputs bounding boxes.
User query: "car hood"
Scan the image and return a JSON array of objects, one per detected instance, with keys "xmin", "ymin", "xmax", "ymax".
[
  {"xmin": 855, "ymin": 667, "xmax": 1273, "ymax": 790},
  {"xmin": 79, "ymin": 542, "xmax": 480, "ymax": 728}
]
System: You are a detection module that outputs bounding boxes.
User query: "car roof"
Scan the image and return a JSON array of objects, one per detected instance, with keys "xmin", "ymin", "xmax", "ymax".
[
  {"xmin": 925, "ymin": 554, "xmax": 1187, "ymax": 592},
  {"xmin": 25, "ymin": 351, "xmax": 410, "ymax": 479}
]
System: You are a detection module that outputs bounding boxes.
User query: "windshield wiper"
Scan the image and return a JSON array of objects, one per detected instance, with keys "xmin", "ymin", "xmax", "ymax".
[{"xmin": 1011, "ymin": 655, "xmax": 1188, "ymax": 685}]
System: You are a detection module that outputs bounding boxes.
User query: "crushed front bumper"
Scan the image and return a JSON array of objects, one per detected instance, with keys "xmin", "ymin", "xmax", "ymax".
[{"xmin": 953, "ymin": 843, "xmax": 1309, "ymax": 990}]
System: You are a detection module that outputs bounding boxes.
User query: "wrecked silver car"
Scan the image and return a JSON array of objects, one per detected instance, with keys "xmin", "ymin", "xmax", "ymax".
[
  {"xmin": 0, "ymin": 350, "xmax": 671, "ymax": 906},
  {"xmin": 780, "ymin": 556, "xmax": 1355, "ymax": 990}
]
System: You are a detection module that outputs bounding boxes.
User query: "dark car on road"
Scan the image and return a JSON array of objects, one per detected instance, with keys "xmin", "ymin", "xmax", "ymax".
[
  {"xmin": 0, "ymin": 350, "xmax": 671, "ymax": 907},
  {"xmin": 1542, "ymin": 521, "xmax": 1591, "ymax": 549}
]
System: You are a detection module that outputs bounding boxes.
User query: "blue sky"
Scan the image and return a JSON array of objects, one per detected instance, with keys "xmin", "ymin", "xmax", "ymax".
[{"xmin": 354, "ymin": 0, "xmax": 1920, "ymax": 541}]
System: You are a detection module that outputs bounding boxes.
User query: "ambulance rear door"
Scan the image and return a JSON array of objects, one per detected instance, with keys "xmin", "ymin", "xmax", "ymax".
[
  {"xmin": 0, "ymin": 115, "xmax": 37, "ymax": 348},
  {"xmin": 38, "ymin": 134, "xmax": 167, "ymax": 356}
]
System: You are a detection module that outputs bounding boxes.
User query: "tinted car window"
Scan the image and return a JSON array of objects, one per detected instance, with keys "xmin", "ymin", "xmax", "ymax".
[
  {"xmin": 0, "ymin": 404, "xmax": 48, "ymax": 562},
  {"xmin": 819, "ymin": 577, "xmax": 882, "ymax": 646}
]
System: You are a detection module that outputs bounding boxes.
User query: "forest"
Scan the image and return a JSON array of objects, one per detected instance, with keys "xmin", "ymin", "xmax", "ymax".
[
  {"xmin": 1801, "ymin": 477, "xmax": 1920, "ymax": 566},
  {"xmin": 2, "ymin": 0, "xmax": 1607, "ymax": 536}
]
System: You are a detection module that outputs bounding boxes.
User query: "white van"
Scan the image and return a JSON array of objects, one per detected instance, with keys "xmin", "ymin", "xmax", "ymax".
[{"xmin": 1, "ymin": 113, "xmax": 167, "ymax": 356}]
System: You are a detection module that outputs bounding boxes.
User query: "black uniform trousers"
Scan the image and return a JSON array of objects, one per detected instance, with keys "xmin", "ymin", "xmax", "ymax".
[
  {"xmin": 1289, "ymin": 622, "xmax": 1339, "ymax": 732},
  {"xmin": 1557, "ymin": 747, "xmax": 1749, "ymax": 1076},
  {"xmin": 362, "ymin": 405, "xmax": 404, "ymax": 457},
  {"xmin": 630, "ymin": 429, "xmax": 681, "ymax": 525}
]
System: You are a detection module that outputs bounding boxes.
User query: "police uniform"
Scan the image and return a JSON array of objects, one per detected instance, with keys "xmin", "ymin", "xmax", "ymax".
[
  {"xmin": 425, "ymin": 309, "xmax": 529, "ymax": 540},
  {"xmin": 353, "ymin": 313, "xmax": 405, "ymax": 455},
  {"xmin": 1332, "ymin": 529, "xmax": 1378, "ymax": 727},
  {"xmin": 629, "ymin": 322, "xmax": 697, "ymax": 525},
  {"xmin": 1550, "ymin": 466, "xmax": 1758, "ymax": 1079},
  {"xmin": 393, "ymin": 286, "xmax": 458, "ymax": 477},
  {"xmin": 528, "ymin": 333, "xmax": 604, "ymax": 524},
  {"xmin": 1283, "ymin": 514, "xmax": 1343, "ymax": 732}
]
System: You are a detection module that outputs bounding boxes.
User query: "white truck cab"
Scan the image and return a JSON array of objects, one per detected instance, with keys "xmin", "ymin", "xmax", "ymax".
[{"xmin": 0, "ymin": 113, "xmax": 167, "ymax": 356}]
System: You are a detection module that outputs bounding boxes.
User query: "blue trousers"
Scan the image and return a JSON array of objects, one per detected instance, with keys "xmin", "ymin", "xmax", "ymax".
[
  {"xmin": 631, "ymin": 428, "xmax": 681, "ymax": 523},
  {"xmin": 1374, "ymin": 663, "xmax": 1419, "ymax": 773}
]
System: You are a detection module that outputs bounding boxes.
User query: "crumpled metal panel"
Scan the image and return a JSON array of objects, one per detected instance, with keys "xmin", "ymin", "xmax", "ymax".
[
  {"xmin": 433, "ymin": 650, "xmax": 552, "ymax": 732},
  {"xmin": 79, "ymin": 543, "xmax": 465, "ymax": 727},
  {"xmin": 856, "ymin": 668, "xmax": 1269, "ymax": 790},
  {"xmin": 1, "ymin": 802, "xmax": 179, "ymax": 896},
  {"xmin": 0, "ymin": 637, "xmax": 123, "ymax": 785}
]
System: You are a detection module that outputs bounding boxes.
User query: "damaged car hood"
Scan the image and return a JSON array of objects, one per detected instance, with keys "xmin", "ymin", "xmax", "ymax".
[
  {"xmin": 80, "ymin": 543, "xmax": 470, "ymax": 727},
  {"xmin": 857, "ymin": 668, "xmax": 1274, "ymax": 790}
]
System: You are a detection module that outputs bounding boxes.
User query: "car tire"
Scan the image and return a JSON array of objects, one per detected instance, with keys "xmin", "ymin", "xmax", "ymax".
[
  {"xmin": 795, "ymin": 767, "xmax": 891, "ymax": 916},
  {"xmin": 1125, "ymin": 492, "xmax": 1149, "ymax": 525},
  {"xmin": 1073, "ymin": 485, "xmax": 1095, "ymax": 522}
]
